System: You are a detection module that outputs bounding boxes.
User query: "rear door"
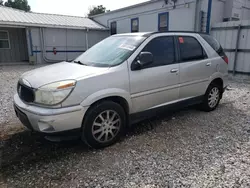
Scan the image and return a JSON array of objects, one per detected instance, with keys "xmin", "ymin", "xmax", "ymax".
[
  {"xmin": 177, "ymin": 34, "xmax": 213, "ymax": 99},
  {"xmin": 200, "ymin": 34, "xmax": 228, "ymax": 77},
  {"xmin": 129, "ymin": 34, "xmax": 180, "ymax": 113}
]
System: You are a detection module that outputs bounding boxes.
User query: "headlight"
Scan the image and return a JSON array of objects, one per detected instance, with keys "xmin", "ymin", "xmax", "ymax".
[{"xmin": 34, "ymin": 80, "xmax": 76, "ymax": 105}]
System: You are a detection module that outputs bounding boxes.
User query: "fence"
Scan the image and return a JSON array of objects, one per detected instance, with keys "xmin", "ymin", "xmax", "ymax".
[{"xmin": 211, "ymin": 20, "xmax": 250, "ymax": 75}]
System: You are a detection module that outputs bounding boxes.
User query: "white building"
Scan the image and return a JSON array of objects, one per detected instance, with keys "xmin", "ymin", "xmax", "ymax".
[
  {"xmin": 0, "ymin": 6, "xmax": 109, "ymax": 64},
  {"xmin": 92, "ymin": 0, "xmax": 250, "ymax": 34},
  {"xmin": 1, "ymin": 0, "xmax": 250, "ymax": 64}
]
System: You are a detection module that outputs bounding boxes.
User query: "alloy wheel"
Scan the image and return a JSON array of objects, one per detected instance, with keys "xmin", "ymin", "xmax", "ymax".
[
  {"xmin": 91, "ymin": 110, "xmax": 121, "ymax": 143},
  {"xmin": 208, "ymin": 87, "xmax": 220, "ymax": 108}
]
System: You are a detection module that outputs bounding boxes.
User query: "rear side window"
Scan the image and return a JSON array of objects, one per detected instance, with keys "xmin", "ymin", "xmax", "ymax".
[
  {"xmin": 200, "ymin": 34, "xmax": 225, "ymax": 56},
  {"xmin": 142, "ymin": 36, "xmax": 175, "ymax": 68},
  {"xmin": 178, "ymin": 36, "xmax": 207, "ymax": 62}
]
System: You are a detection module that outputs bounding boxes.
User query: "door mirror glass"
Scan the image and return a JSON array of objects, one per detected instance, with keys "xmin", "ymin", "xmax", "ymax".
[{"xmin": 132, "ymin": 52, "xmax": 153, "ymax": 70}]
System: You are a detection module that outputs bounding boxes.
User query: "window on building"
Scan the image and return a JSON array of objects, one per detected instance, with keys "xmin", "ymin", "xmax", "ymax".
[
  {"xmin": 0, "ymin": 31, "xmax": 10, "ymax": 49},
  {"xmin": 110, "ymin": 22, "xmax": 117, "ymax": 35},
  {"xmin": 141, "ymin": 36, "xmax": 175, "ymax": 68},
  {"xmin": 131, "ymin": 18, "xmax": 139, "ymax": 32},
  {"xmin": 178, "ymin": 36, "xmax": 207, "ymax": 62},
  {"xmin": 158, "ymin": 12, "xmax": 169, "ymax": 32}
]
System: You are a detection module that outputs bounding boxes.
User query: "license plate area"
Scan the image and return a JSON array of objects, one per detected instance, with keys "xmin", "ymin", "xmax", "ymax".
[{"xmin": 14, "ymin": 105, "xmax": 33, "ymax": 130}]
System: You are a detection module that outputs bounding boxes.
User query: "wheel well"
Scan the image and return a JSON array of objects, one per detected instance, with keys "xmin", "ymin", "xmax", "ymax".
[
  {"xmin": 211, "ymin": 78, "xmax": 223, "ymax": 90},
  {"xmin": 81, "ymin": 96, "xmax": 130, "ymax": 130},
  {"xmin": 89, "ymin": 96, "xmax": 129, "ymax": 115}
]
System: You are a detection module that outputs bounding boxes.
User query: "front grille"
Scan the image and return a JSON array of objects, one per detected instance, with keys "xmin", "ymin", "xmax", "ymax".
[{"xmin": 17, "ymin": 82, "xmax": 35, "ymax": 103}]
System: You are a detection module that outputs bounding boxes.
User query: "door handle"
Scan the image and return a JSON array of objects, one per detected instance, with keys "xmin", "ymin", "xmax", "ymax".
[
  {"xmin": 170, "ymin": 68, "xmax": 179, "ymax": 73},
  {"xmin": 206, "ymin": 62, "xmax": 212, "ymax": 66}
]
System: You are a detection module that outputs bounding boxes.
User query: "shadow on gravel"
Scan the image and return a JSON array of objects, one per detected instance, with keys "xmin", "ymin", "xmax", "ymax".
[
  {"xmin": 0, "ymin": 131, "xmax": 87, "ymax": 169},
  {"xmin": 0, "ymin": 106, "xmax": 183, "ymax": 169},
  {"xmin": 1, "ymin": 101, "xmax": 248, "ymax": 177},
  {"xmin": 0, "ymin": 106, "xmax": 195, "ymax": 170}
]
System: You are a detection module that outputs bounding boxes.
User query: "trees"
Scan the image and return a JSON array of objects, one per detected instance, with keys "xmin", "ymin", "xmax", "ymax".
[
  {"xmin": 0, "ymin": 0, "xmax": 3, "ymax": 5},
  {"xmin": 88, "ymin": 5, "xmax": 109, "ymax": 17},
  {"xmin": 4, "ymin": 0, "xmax": 31, "ymax": 12}
]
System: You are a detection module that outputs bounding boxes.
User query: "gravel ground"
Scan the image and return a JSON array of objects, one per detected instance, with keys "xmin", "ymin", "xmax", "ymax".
[
  {"xmin": 0, "ymin": 65, "xmax": 44, "ymax": 138},
  {"xmin": 1, "ymin": 65, "xmax": 250, "ymax": 187}
]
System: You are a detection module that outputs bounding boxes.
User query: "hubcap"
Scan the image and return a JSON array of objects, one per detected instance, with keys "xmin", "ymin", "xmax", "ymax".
[
  {"xmin": 208, "ymin": 87, "xmax": 220, "ymax": 108},
  {"xmin": 92, "ymin": 110, "xmax": 121, "ymax": 143}
]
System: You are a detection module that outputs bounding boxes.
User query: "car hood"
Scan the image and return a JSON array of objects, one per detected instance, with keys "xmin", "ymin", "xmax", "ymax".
[{"xmin": 20, "ymin": 62, "xmax": 109, "ymax": 88}]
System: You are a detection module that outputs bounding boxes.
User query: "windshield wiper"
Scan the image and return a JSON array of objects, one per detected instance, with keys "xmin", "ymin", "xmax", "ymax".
[{"xmin": 73, "ymin": 60, "xmax": 87, "ymax": 66}]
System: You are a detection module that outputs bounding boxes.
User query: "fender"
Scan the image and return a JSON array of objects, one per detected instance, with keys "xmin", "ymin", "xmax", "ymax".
[
  {"xmin": 209, "ymin": 72, "xmax": 226, "ymax": 87},
  {"xmin": 80, "ymin": 88, "xmax": 132, "ymax": 112}
]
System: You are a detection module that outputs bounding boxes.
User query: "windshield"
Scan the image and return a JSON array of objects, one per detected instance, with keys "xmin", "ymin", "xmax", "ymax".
[{"xmin": 74, "ymin": 35, "xmax": 146, "ymax": 67}]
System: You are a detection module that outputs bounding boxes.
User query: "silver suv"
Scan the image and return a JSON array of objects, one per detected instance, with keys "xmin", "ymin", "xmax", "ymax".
[{"xmin": 14, "ymin": 32, "xmax": 228, "ymax": 148}]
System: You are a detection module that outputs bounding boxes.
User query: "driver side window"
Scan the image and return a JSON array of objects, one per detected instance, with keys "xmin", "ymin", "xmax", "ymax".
[{"xmin": 142, "ymin": 36, "xmax": 175, "ymax": 68}]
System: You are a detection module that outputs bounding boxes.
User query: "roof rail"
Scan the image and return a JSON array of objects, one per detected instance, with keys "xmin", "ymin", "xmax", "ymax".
[{"xmin": 150, "ymin": 31, "xmax": 209, "ymax": 35}]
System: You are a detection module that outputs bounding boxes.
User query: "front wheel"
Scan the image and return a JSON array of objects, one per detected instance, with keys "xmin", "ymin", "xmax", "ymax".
[
  {"xmin": 81, "ymin": 101, "xmax": 126, "ymax": 149},
  {"xmin": 200, "ymin": 83, "xmax": 222, "ymax": 112}
]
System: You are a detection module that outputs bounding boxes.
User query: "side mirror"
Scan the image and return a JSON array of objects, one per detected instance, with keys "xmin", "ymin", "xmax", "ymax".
[{"xmin": 131, "ymin": 52, "xmax": 153, "ymax": 70}]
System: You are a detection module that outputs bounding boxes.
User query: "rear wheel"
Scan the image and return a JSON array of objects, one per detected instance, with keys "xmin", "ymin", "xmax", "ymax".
[
  {"xmin": 81, "ymin": 101, "xmax": 126, "ymax": 149},
  {"xmin": 200, "ymin": 83, "xmax": 222, "ymax": 112}
]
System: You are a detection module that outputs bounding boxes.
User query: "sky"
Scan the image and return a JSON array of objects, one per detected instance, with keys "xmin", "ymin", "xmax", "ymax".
[{"xmin": 27, "ymin": 0, "xmax": 146, "ymax": 17}]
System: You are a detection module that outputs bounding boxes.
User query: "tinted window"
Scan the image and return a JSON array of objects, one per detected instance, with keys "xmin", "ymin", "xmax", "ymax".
[
  {"xmin": 110, "ymin": 22, "xmax": 117, "ymax": 35},
  {"xmin": 142, "ymin": 36, "xmax": 175, "ymax": 68},
  {"xmin": 178, "ymin": 36, "xmax": 206, "ymax": 62},
  {"xmin": 200, "ymin": 34, "xmax": 225, "ymax": 56}
]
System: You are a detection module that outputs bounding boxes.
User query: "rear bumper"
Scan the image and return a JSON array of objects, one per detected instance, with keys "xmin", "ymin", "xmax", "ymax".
[
  {"xmin": 223, "ymin": 74, "xmax": 229, "ymax": 90},
  {"xmin": 14, "ymin": 94, "xmax": 87, "ymax": 134}
]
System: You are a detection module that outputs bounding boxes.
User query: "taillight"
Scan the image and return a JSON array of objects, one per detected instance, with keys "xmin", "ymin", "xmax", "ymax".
[{"xmin": 222, "ymin": 55, "xmax": 229, "ymax": 64}]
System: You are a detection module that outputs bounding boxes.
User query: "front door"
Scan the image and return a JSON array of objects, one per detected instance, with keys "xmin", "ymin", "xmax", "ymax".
[{"xmin": 129, "ymin": 35, "xmax": 180, "ymax": 113}]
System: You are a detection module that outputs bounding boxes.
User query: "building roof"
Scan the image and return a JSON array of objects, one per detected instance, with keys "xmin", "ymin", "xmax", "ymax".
[{"xmin": 0, "ymin": 6, "xmax": 108, "ymax": 30}]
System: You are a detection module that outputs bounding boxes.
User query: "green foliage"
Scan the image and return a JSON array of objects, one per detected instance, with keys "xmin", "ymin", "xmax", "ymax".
[
  {"xmin": 4, "ymin": 0, "xmax": 31, "ymax": 12},
  {"xmin": 88, "ymin": 5, "xmax": 109, "ymax": 17}
]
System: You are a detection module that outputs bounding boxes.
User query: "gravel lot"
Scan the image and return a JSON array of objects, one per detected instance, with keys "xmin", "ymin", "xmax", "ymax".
[
  {"xmin": 0, "ymin": 65, "xmax": 44, "ymax": 138},
  {"xmin": 1, "ymin": 65, "xmax": 250, "ymax": 187}
]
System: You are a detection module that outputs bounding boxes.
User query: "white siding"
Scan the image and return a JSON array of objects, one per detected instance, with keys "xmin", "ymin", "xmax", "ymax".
[
  {"xmin": 241, "ymin": 7, "xmax": 250, "ymax": 20},
  {"xmin": 211, "ymin": 20, "xmax": 250, "ymax": 73},
  {"xmin": 93, "ymin": 0, "xmax": 250, "ymax": 34},
  {"xmin": 29, "ymin": 27, "xmax": 109, "ymax": 63},
  {"xmin": 222, "ymin": 0, "xmax": 250, "ymax": 20},
  {"xmin": 211, "ymin": 0, "xmax": 225, "ymax": 25},
  {"xmin": 233, "ymin": 0, "xmax": 250, "ymax": 20},
  {"xmin": 93, "ymin": 0, "xmax": 197, "ymax": 33},
  {"xmin": 139, "ymin": 14, "xmax": 158, "ymax": 32},
  {"xmin": 200, "ymin": 0, "xmax": 225, "ymax": 30},
  {"xmin": 224, "ymin": 0, "xmax": 234, "ymax": 19}
]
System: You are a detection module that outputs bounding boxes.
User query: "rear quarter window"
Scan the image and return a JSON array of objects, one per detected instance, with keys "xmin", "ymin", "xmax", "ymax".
[{"xmin": 200, "ymin": 34, "xmax": 225, "ymax": 56}]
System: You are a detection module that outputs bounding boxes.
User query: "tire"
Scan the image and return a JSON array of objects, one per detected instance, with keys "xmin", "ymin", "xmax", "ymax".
[
  {"xmin": 81, "ymin": 101, "xmax": 126, "ymax": 149},
  {"xmin": 200, "ymin": 83, "xmax": 222, "ymax": 112}
]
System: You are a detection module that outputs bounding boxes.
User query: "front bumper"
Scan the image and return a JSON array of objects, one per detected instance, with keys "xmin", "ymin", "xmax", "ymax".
[{"xmin": 14, "ymin": 94, "xmax": 87, "ymax": 133}]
